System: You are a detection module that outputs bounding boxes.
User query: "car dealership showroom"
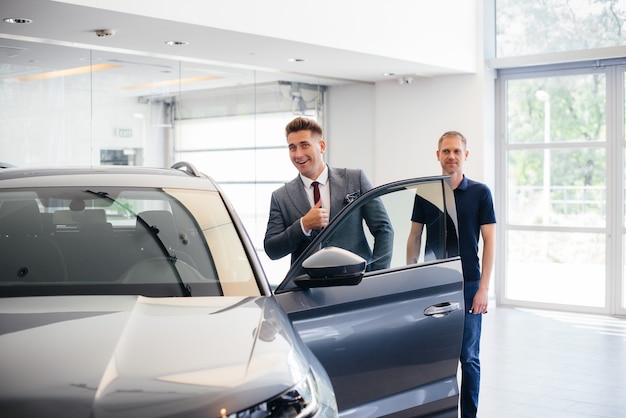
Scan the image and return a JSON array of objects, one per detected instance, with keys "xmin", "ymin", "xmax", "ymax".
[{"xmin": 1, "ymin": 1, "xmax": 625, "ymax": 417}]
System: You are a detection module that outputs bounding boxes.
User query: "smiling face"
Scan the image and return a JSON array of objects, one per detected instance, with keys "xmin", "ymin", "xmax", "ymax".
[
  {"xmin": 287, "ymin": 129, "xmax": 326, "ymax": 180},
  {"xmin": 437, "ymin": 133, "xmax": 468, "ymax": 176}
]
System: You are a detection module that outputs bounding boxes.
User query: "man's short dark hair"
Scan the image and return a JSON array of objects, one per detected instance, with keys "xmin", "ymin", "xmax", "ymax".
[{"xmin": 285, "ymin": 117, "xmax": 323, "ymax": 138}]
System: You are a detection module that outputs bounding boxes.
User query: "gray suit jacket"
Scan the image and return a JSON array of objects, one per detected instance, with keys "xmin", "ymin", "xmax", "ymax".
[{"xmin": 264, "ymin": 167, "xmax": 393, "ymax": 270}]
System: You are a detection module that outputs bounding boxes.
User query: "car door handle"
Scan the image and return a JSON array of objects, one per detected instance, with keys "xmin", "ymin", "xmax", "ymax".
[{"xmin": 424, "ymin": 302, "xmax": 461, "ymax": 318}]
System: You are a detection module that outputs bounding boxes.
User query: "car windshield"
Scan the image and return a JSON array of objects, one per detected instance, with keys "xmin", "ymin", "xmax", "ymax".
[{"xmin": 0, "ymin": 186, "xmax": 261, "ymax": 298}]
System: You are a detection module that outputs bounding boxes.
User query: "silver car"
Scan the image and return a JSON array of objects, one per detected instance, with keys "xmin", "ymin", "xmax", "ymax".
[{"xmin": 0, "ymin": 163, "xmax": 463, "ymax": 417}]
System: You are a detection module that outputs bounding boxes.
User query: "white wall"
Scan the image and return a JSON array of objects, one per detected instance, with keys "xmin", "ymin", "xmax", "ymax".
[
  {"xmin": 326, "ymin": 84, "xmax": 376, "ymax": 177},
  {"xmin": 326, "ymin": 74, "xmax": 494, "ymax": 188},
  {"xmin": 375, "ymin": 73, "xmax": 494, "ymax": 185}
]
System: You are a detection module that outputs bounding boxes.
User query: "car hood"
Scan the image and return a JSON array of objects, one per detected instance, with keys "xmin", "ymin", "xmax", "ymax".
[{"xmin": 0, "ymin": 295, "xmax": 312, "ymax": 417}]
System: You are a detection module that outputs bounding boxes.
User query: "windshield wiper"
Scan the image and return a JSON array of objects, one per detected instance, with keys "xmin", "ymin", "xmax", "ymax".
[
  {"xmin": 85, "ymin": 190, "xmax": 192, "ymax": 297},
  {"xmin": 135, "ymin": 216, "xmax": 192, "ymax": 297}
]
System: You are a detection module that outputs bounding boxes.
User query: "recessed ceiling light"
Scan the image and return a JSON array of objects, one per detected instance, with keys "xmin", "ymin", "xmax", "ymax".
[
  {"xmin": 3, "ymin": 17, "xmax": 33, "ymax": 24},
  {"xmin": 383, "ymin": 72, "xmax": 396, "ymax": 77},
  {"xmin": 288, "ymin": 58, "xmax": 305, "ymax": 62},
  {"xmin": 165, "ymin": 40, "xmax": 189, "ymax": 46}
]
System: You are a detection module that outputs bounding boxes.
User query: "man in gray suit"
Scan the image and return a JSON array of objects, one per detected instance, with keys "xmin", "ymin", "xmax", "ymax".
[{"xmin": 264, "ymin": 117, "xmax": 393, "ymax": 270}]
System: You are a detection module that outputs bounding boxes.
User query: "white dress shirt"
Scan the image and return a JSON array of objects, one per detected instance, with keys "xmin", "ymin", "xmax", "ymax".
[{"xmin": 299, "ymin": 165, "xmax": 330, "ymax": 235}]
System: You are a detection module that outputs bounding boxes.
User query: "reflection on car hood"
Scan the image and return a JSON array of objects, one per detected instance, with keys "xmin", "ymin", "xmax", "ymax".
[{"xmin": 0, "ymin": 295, "xmax": 310, "ymax": 417}]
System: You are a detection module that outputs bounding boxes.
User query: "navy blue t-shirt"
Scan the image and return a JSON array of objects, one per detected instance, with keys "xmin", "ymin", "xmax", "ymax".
[
  {"xmin": 410, "ymin": 194, "xmax": 459, "ymax": 261},
  {"xmin": 453, "ymin": 176, "xmax": 496, "ymax": 282},
  {"xmin": 411, "ymin": 175, "xmax": 495, "ymax": 283}
]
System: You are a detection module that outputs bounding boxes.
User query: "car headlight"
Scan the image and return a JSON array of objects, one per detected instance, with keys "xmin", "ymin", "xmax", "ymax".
[{"xmin": 222, "ymin": 371, "xmax": 320, "ymax": 418}]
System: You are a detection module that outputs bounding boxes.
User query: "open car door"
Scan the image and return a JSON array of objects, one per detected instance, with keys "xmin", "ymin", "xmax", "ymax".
[{"xmin": 274, "ymin": 176, "xmax": 464, "ymax": 418}]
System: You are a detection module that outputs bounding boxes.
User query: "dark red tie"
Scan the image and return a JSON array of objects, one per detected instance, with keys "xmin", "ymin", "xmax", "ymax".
[{"xmin": 312, "ymin": 181, "xmax": 320, "ymax": 204}]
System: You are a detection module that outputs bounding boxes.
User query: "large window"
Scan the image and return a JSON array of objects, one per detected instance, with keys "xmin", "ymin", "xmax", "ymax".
[
  {"xmin": 495, "ymin": 0, "xmax": 626, "ymax": 315},
  {"xmin": 496, "ymin": 0, "xmax": 626, "ymax": 57},
  {"xmin": 497, "ymin": 60, "xmax": 625, "ymax": 314}
]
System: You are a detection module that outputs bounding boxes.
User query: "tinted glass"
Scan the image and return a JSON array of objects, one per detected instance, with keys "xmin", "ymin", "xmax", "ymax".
[
  {"xmin": 319, "ymin": 180, "xmax": 458, "ymax": 270},
  {"xmin": 277, "ymin": 178, "xmax": 458, "ymax": 293},
  {"xmin": 0, "ymin": 186, "xmax": 259, "ymax": 297}
]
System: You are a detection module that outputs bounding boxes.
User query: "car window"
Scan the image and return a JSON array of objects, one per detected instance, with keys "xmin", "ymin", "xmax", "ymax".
[
  {"xmin": 0, "ymin": 186, "xmax": 260, "ymax": 297},
  {"xmin": 276, "ymin": 176, "xmax": 459, "ymax": 292}
]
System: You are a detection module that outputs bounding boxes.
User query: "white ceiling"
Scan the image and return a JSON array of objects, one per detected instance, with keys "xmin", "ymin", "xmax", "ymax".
[{"xmin": 0, "ymin": 0, "xmax": 478, "ymax": 90}]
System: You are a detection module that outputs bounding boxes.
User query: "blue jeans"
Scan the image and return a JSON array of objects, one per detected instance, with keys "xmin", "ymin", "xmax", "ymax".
[{"xmin": 460, "ymin": 281, "xmax": 482, "ymax": 418}]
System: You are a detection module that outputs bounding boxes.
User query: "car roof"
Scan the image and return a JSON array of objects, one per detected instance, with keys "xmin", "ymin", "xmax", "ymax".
[{"xmin": 0, "ymin": 164, "xmax": 219, "ymax": 191}]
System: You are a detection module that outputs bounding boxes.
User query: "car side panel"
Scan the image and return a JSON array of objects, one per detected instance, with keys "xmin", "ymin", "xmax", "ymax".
[
  {"xmin": 275, "ymin": 177, "xmax": 464, "ymax": 417},
  {"xmin": 275, "ymin": 259, "xmax": 463, "ymax": 417}
]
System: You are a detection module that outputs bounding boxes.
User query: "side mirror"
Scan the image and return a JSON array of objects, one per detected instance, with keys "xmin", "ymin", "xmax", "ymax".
[{"xmin": 294, "ymin": 246, "xmax": 366, "ymax": 289}]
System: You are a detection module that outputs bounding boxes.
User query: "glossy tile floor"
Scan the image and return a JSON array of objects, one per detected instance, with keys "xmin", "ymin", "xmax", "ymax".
[{"xmin": 477, "ymin": 306, "xmax": 626, "ymax": 417}]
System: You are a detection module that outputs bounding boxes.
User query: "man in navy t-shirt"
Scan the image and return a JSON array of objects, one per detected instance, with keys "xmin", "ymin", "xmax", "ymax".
[{"xmin": 406, "ymin": 131, "xmax": 496, "ymax": 418}]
